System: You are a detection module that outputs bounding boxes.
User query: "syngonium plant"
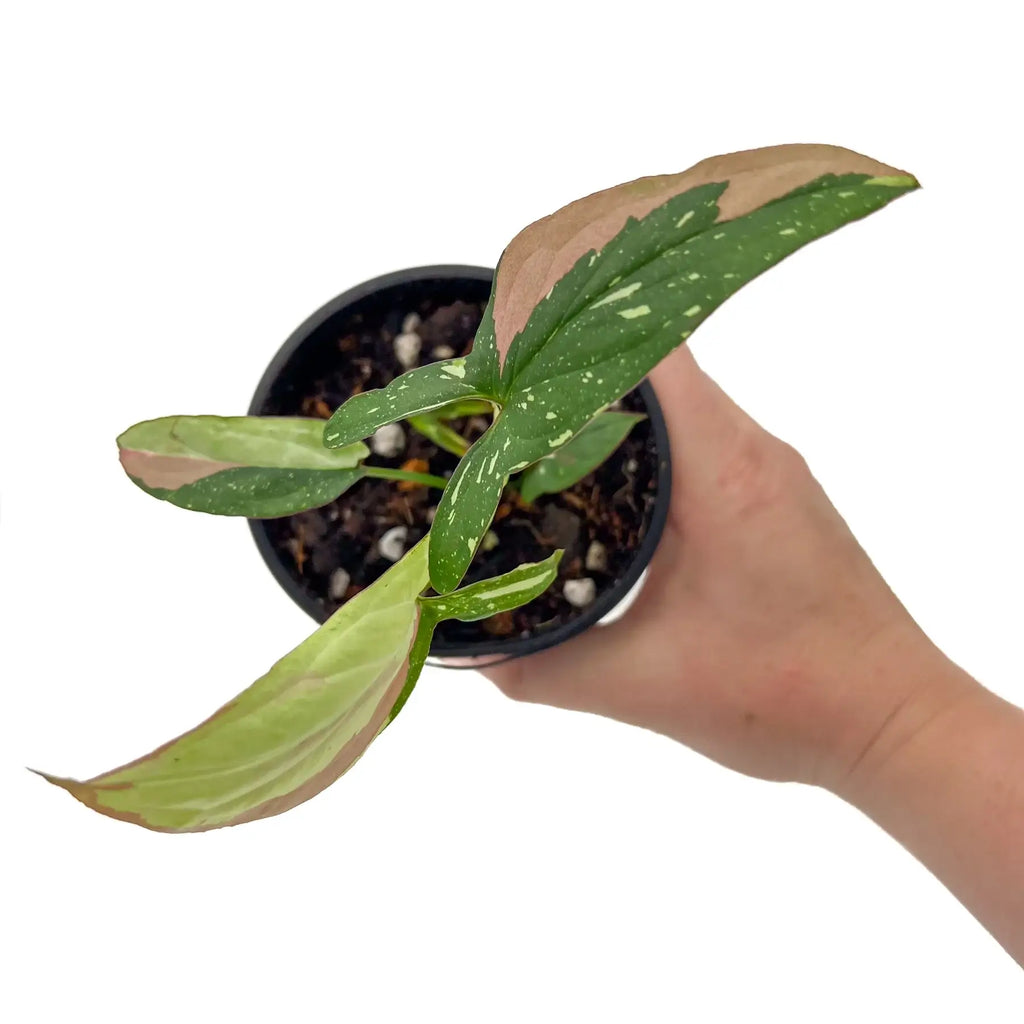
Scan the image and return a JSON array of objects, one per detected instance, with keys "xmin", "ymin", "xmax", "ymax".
[{"xmin": 37, "ymin": 143, "xmax": 919, "ymax": 832}]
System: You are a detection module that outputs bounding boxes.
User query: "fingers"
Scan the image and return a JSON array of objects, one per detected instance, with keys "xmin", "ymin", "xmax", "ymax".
[{"xmin": 479, "ymin": 611, "xmax": 651, "ymax": 718}]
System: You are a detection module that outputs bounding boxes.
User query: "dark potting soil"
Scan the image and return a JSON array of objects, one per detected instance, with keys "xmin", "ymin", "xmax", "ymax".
[{"xmin": 257, "ymin": 295, "xmax": 660, "ymax": 645}]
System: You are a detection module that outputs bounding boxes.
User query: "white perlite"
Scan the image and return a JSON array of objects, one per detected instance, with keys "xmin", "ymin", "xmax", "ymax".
[
  {"xmin": 481, "ymin": 530, "xmax": 500, "ymax": 552},
  {"xmin": 328, "ymin": 568, "xmax": 351, "ymax": 600},
  {"xmin": 563, "ymin": 577, "xmax": 597, "ymax": 608},
  {"xmin": 432, "ymin": 344, "xmax": 455, "ymax": 359},
  {"xmin": 378, "ymin": 526, "xmax": 408, "ymax": 562},
  {"xmin": 401, "ymin": 312, "xmax": 421, "ymax": 334},
  {"xmin": 394, "ymin": 331, "xmax": 422, "ymax": 369},
  {"xmin": 370, "ymin": 422, "xmax": 405, "ymax": 457},
  {"xmin": 426, "ymin": 505, "xmax": 438, "ymax": 524},
  {"xmin": 585, "ymin": 541, "xmax": 608, "ymax": 572}
]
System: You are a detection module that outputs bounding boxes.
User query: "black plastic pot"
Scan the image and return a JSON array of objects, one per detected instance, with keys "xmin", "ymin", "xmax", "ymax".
[{"xmin": 248, "ymin": 265, "xmax": 672, "ymax": 660}]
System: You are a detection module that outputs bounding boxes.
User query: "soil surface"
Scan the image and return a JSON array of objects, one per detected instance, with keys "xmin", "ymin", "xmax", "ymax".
[{"xmin": 256, "ymin": 293, "xmax": 660, "ymax": 647}]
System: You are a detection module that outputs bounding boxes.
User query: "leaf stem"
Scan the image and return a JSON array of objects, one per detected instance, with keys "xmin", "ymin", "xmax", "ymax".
[{"xmin": 362, "ymin": 466, "xmax": 450, "ymax": 490}]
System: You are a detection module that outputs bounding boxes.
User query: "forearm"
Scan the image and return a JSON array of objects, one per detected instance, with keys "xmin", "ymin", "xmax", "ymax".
[{"xmin": 836, "ymin": 657, "xmax": 1024, "ymax": 965}]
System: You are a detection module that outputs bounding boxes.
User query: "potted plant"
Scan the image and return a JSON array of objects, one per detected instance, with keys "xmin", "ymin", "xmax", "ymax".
[
  {"xmin": 36, "ymin": 143, "xmax": 918, "ymax": 832},
  {"xmin": 245, "ymin": 264, "xmax": 672, "ymax": 660}
]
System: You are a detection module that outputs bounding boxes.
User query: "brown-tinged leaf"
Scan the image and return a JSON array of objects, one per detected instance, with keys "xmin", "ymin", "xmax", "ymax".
[
  {"xmin": 35, "ymin": 541, "xmax": 431, "ymax": 832},
  {"xmin": 491, "ymin": 143, "xmax": 912, "ymax": 360}
]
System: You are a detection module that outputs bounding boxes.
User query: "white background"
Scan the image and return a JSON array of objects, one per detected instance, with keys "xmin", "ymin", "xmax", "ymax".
[{"xmin": 2, "ymin": 1, "xmax": 1021, "ymax": 1019}]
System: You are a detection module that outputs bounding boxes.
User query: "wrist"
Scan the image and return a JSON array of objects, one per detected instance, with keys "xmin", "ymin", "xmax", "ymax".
[
  {"xmin": 829, "ymin": 643, "xmax": 986, "ymax": 807},
  {"xmin": 827, "ymin": 656, "xmax": 1024, "ymax": 965},
  {"xmin": 823, "ymin": 630, "xmax": 983, "ymax": 806}
]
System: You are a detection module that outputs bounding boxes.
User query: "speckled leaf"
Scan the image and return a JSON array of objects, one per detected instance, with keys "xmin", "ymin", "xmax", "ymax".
[
  {"xmin": 490, "ymin": 143, "xmax": 916, "ymax": 360},
  {"xmin": 429, "ymin": 155, "xmax": 917, "ymax": 592},
  {"xmin": 36, "ymin": 541, "xmax": 431, "ymax": 832},
  {"xmin": 421, "ymin": 550, "xmax": 563, "ymax": 622},
  {"xmin": 323, "ymin": 358, "xmax": 496, "ymax": 450},
  {"xmin": 518, "ymin": 412, "xmax": 644, "ymax": 503},
  {"xmin": 118, "ymin": 415, "xmax": 369, "ymax": 517},
  {"xmin": 463, "ymin": 287, "xmax": 501, "ymax": 397},
  {"xmin": 384, "ymin": 551, "xmax": 563, "ymax": 725}
]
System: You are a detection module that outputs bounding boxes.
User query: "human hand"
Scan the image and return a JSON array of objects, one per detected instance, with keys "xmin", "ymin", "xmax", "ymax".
[{"xmin": 482, "ymin": 344, "xmax": 976, "ymax": 791}]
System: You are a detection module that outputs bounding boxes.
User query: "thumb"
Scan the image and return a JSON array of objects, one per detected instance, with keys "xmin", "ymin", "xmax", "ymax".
[{"xmin": 650, "ymin": 343, "xmax": 769, "ymax": 491}]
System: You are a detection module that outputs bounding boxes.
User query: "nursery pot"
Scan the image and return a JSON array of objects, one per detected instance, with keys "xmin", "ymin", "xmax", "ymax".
[{"xmin": 248, "ymin": 265, "xmax": 672, "ymax": 660}]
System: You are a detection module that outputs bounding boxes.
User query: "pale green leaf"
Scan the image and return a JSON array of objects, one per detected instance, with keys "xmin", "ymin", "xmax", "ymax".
[
  {"xmin": 36, "ymin": 541, "xmax": 431, "ymax": 832},
  {"xmin": 118, "ymin": 415, "xmax": 369, "ymax": 517}
]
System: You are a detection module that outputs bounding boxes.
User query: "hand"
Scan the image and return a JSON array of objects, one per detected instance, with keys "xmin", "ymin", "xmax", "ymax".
[{"xmin": 483, "ymin": 344, "xmax": 973, "ymax": 790}]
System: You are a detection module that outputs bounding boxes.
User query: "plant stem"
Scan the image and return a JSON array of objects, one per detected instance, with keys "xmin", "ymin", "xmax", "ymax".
[{"xmin": 362, "ymin": 465, "xmax": 450, "ymax": 490}]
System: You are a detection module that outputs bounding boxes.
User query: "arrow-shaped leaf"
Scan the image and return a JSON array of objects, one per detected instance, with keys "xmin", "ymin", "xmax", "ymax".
[
  {"xmin": 118, "ymin": 415, "xmax": 369, "ymax": 517},
  {"xmin": 36, "ymin": 540, "xmax": 431, "ymax": 832},
  {"xmin": 37, "ymin": 544, "xmax": 563, "ymax": 831},
  {"xmin": 518, "ymin": 412, "xmax": 644, "ymax": 503},
  {"xmin": 427, "ymin": 146, "xmax": 918, "ymax": 592}
]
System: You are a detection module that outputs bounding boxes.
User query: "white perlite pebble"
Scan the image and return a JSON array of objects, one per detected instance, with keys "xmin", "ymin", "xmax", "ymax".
[
  {"xmin": 328, "ymin": 568, "xmax": 351, "ymax": 600},
  {"xmin": 481, "ymin": 530, "xmax": 500, "ymax": 552},
  {"xmin": 624, "ymin": 458, "xmax": 638, "ymax": 473},
  {"xmin": 563, "ymin": 577, "xmax": 597, "ymax": 608},
  {"xmin": 395, "ymin": 331, "xmax": 422, "ymax": 369},
  {"xmin": 401, "ymin": 312, "xmax": 421, "ymax": 334},
  {"xmin": 585, "ymin": 541, "xmax": 608, "ymax": 572},
  {"xmin": 370, "ymin": 422, "xmax": 405, "ymax": 457},
  {"xmin": 378, "ymin": 526, "xmax": 408, "ymax": 562},
  {"xmin": 432, "ymin": 344, "xmax": 455, "ymax": 359},
  {"xmin": 426, "ymin": 506, "xmax": 437, "ymax": 524}
]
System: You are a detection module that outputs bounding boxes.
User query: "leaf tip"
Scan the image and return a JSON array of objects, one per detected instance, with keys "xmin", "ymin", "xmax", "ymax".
[
  {"xmin": 863, "ymin": 173, "xmax": 920, "ymax": 189},
  {"xmin": 29, "ymin": 766, "xmax": 91, "ymax": 802}
]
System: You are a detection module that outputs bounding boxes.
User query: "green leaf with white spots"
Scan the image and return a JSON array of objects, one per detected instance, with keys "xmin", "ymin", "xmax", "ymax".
[
  {"xmin": 500, "ymin": 173, "xmax": 918, "ymax": 403},
  {"xmin": 429, "ymin": 157, "xmax": 917, "ymax": 592},
  {"xmin": 384, "ymin": 551, "xmax": 564, "ymax": 725},
  {"xmin": 421, "ymin": 549, "xmax": 563, "ymax": 622},
  {"xmin": 429, "ymin": 424, "xmax": 515, "ymax": 593},
  {"xmin": 36, "ymin": 541, "xmax": 431, "ymax": 832},
  {"xmin": 118, "ymin": 415, "xmax": 369, "ymax": 517},
  {"xmin": 518, "ymin": 412, "xmax": 644, "ymax": 503},
  {"xmin": 322, "ymin": 358, "xmax": 496, "ymax": 450},
  {"xmin": 488, "ymin": 144, "xmax": 916, "ymax": 359},
  {"xmin": 463, "ymin": 287, "xmax": 502, "ymax": 397}
]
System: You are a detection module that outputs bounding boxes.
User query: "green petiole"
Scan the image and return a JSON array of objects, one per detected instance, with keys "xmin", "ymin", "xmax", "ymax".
[{"xmin": 361, "ymin": 465, "xmax": 450, "ymax": 490}]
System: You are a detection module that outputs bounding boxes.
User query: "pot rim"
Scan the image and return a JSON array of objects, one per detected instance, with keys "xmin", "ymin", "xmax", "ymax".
[{"xmin": 247, "ymin": 265, "xmax": 672, "ymax": 661}]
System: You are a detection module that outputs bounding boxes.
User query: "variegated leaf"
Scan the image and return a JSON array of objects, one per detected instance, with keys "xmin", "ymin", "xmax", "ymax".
[
  {"xmin": 489, "ymin": 143, "xmax": 915, "ymax": 362},
  {"xmin": 36, "ymin": 541, "xmax": 431, "ymax": 832},
  {"xmin": 518, "ymin": 412, "xmax": 644, "ymax": 503},
  {"xmin": 119, "ymin": 415, "xmax": 369, "ymax": 517},
  {"xmin": 427, "ymin": 151, "xmax": 918, "ymax": 592},
  {"xmin": 384, "ymin": 551, "xmax": 563, "ymax": 725},
  {"xmin": 322, "ymin": 358, "xmax": 496, "ymax": 450}
]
